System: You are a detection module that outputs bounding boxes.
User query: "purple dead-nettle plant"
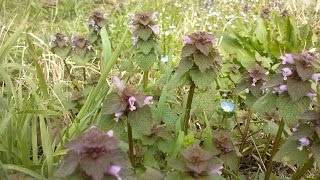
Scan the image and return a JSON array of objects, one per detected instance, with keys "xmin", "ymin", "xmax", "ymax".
[
  {"xmin": 50, "ymin": 33, "xmax": 71, "ymax": 58},
  {"xmin": 71, "ymin": 35, "xmax": 93, "ymax": 56},
  {"xmin": 212, "ymin": 131, "xmax": 236, "ymax": 153},
  {"xmin": 88, "ymin": 11, "xmax": 107, "ymax": 32},
  {"xmin": 179, "ymin": 31, "xmax": 221, "ymax": 134},
  {"xmin": 54, "ymin": 126, "xmax": 131, "ymax": 180},
  {"xmin": 169, "ymin": 144, "xmax": 223, "ymax": 178},
  {"xmin": 129, "ymin": 12, "xmax": 160, "ymax": 89}
]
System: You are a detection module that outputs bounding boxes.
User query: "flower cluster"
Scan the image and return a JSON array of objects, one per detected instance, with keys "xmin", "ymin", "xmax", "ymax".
[
  {"xmin": 129, "ymin": 12, "xmax": 159, "ymax": 44},
  {"xmin": 212, "ymin": 131, "xmax": 236, "ymax": 153},
  {"xmin": 170, "ymin": 144, "xmax": 223, "ymax": 178},
  {"xmin": 105, "ymin": 76, "xmax": 153, "ymax": 121},
  {"xmin": 51, "ymin": 33, "xmax": 69, "ymax": 48},
  {"xmin": 88, "ymin": 11, "xmax": 107, "ymax": 32},
  {"xmin": 71, "ymin": 35, "xmax": 93, "ymax": 56},
  {"xmin": 54, "ymin": 126, "xmax": 131, "ymax": 180}
]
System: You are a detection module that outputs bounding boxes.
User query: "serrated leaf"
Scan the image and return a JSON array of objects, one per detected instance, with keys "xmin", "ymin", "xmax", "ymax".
[
  {"xmin": 192, "ymin": 89, "xmax": 215, "ymax": 113},
  {"xmin": 102, "ymin": 92, "xmax": 127, "ymax": 116},
  {"xmin": 287, "ymin": 78, "xmax": 311, "ymax": 101},
  {"xmin": 262, "ymin": 121, "xmax": 279, "ymax": 137},
  {"xmin": 273, "ymin": 139, "xmax": 309, "ymax": 166},
  {"xmin": 276, "ymin": 94, "xmax": 310, "ymax": 127},
  {"xmin": 181, "ymin": 44, "xmax": 197, "ymax": 58},
  {"xmin": 139, "ymin": 167, "xmax": 164, "ymax": 180},
  {"xmin": 252, "ymin": 91, "xmax": 277, "ymax": 114},
  {"xmin": 128, "ymin": 106, "xmax": 154, "ymax": 139},
  {"xmin": 261, "ymin": 74, "xmax": 284, "ymax": 89},
  {"xmin": 136, "ymin": 40, "xmax": 153, "ymax": 55},
  {"xmin": 189, "ymin": 69, "xmax": 215, "ymax": 89},
  {"xmin": 255, "ymin": 18, "xmax": 268, "ymax": 52},
  {"xmin": 137, "ymin": 52, "xmax": 157, "ymax": 71},
  {"xmin": 220, "ymin": 151, "xmax": 239, "ymax": 172},
  {"xmin": 193, "ymin": 53, "xmax": 213, "ymax": 73},
  {"xmin": 54, "ymin": 151, "xmax": 80, "ymax": 177},
  {"xmin": 311, "ymin": 142, "xmax": 320, "ymax": 167},
  {"xmin": 296, "ymin": 61, "xmax": 314, "ymax": 81},
  {"xmin": 79, "ymin": 154, "xmax": 112, "ymax": 180},
  {"xmin": 195, "ymin": 42, "xmax": 212, "ymax": 56},
  {"xmin": 99, "ymin": 114, "xmax": 127, "ymax": 141},
  {"xmin": 134, "ymin": 28, "xmax": 152, "ymax": 41}
]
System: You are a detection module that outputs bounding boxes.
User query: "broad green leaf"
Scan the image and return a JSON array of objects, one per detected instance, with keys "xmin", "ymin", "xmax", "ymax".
[
  {"xmin": 255, "ymin": 18, "xmax": 268, "ymax": 52},
  {"xmin": 193, "ymin": 53, "xmax": 213, "ymax": 73},
  {"xmin": 181, "ymin": 44, "xmax": 197, "ymax": 58},
  {"xmin": 287, "ymin": 78, "xmax": 311, "ymax": 101},
  {"xmin": 252, "ymin": 91, "xmax": 277, "ymax": 114},
  {"xmin": 311, "ymin": 142, "xmax": 320, "ymax": 167},
  {"xmin": 128, "ymin": 106, "xmax": 154, "ymax": 139},
  {"xmin": 137, "ymin": 40, "xmax": 153, "ymax": 55},
  {"xmin": 262, "ymin": 121, "xmax": 279, "ymax": 137},
  {"xmin": 273, "ymin": 139, "xmax": 309, "ymax": 166},
  {"xmin": 220, "ymin": 151, "xmax": 239, "ymax": 172},
  {"xmin": 137, "ymin": 52, "xmax": 157, "ymax": 71},
  {"xmin": 135, "ymin": 28, "xmax": 152, "ymax": 41},
  {"xmin": 261, "ymin": 74, "xmax": 283, "ymax": 89},
  {"xmin": 192, "ymin": 89, "xmax": 216, "ymax": 113},
  {"xmin": 189, "ymin": 69, "xmax": 215, "ymax": 89},
  {"xmin": 276, "ymin": 94, "xmax": 310, "ymax": 127},
  {"xmin": 102, "ymin": 92, "xmax": 127, "ymax": 116}
]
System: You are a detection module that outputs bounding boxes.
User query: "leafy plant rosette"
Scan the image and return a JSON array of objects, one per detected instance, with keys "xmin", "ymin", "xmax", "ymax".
[
  {"xmin": 88, "ymin": 11, "xmax": 108, "ymax": 44},
  {"xmin": 129, "ymin": 12, "xmax": 160, "ymax": 71},
  {"xmin": 179, "ymin": 31, "xmax": 221, "ymax": 90},
  {"xmin": 54, "ymin": 126, "xmax": 132, "ymax": 180}
]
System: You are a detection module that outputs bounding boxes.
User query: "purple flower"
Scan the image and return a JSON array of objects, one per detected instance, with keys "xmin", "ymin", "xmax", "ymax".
[
  {"xmin": 281, "ymin": 67, "xmax": 292, "ymax": 80},
  {"xmin": 128, "ymin": 96, "xmax": 137, "ymax": 111},
  {"xmin": 307, "ymin": 92, "xmax": 317, "ymax": 99},
  {"xmin": 106, "ymin": 130, "xmax": 114, "ymax": 137},
  {"xmin": 114, "ymin": 112, "xmax": 123, "ymax": 122},
  {"xmin": 281, "ymin": 54, "xmax": 295, "ymax": 64},
  {"xmin": 113, "ymin": 76, "xmax": 125, "ymax": 91},
  {"xmin": 150, "ymin": 12, "xmax": 158, "ymax": 20},
  {"xmin": 143, "ymin": 96, "xmax": 153, "ymax": 105},
  {"xmin": 252, "ymin": 78, "xmax": 257, "ymax": 86},
  {"xmin": 210, "ymin": 164, "xmax": 223, "ymax": 175},
  {"xmin": 183, "ymin": 35, "xmax": 193, "ymax": 44},
  {"xmin": 106, "ymin": 164, "xmax": 122, "ymax": 180},
  {"xmin": 297, "ymin": 137, "xmax": 310, "ymax": 151},
  {"xmin": 273, "ymin": 85, "xmax": 287, "ymax": 94},
  {"xmin": 129, "ymin": 24, "xmax": 137, "ymax": 32},
  {"xmin": 312, "ymin": 73, "xmax": 320, "ymax": 83},
  {"xmin": 149, "ymin": 25, "xmax": 159, "ymax": 34}
]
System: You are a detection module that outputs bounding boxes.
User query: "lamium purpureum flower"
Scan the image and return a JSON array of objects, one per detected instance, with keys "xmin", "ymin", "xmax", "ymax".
[
  {"xmin": 88, "ymin": 11, "xmax": 107, "ymax": 32},
  {"xmin": 71, "ymin": 35, "xmax": 93, "ymax": 56},
  {"xmin": 213, "ymin": 131, "xmax": 235, "ymax": 153},
  {"xmin": 220, "ymin": 102, "xmax": 235, "ymax": 112},
  {"xmin": 210, "ymin": 164, "xmax": 223, "ymax": 175},
  {"xmin": 248, "ymin": 65, "xmax": 268, "ymax": 86},
  {"xmin": 51, "ymin": 33, "xmax": 68, "ymax": 48},
  {"xmin": 272, "ymin": 84, "xmax": 287, "ymax": 94},
  {"xmin": 129, "ymin": 12, "xmax": 159, "ymax": 35},
  {"xmin": 297, "ymin": 137, "xmax": 310, "ymax": 151},
  {"xmin": 109, "ymin": 76, "xmax": 153, "ymax": 121},
  {"xmin": 281, "ymin": 67, "xmax": 292, "ymax": 80},
  {"xmin": 182, "ymin": 31, "xmax": 217, "ymax": 56},
  {"xmin": 312, "ymin": 73, "xmax": 320, "ymax": 83},
  {"xmin": 280, "ymin": 53, "xmax": 295, "ymax": 64},
  {"xmin": 54, "ymin": 126, "xmax": 131, "ymax": 180}
]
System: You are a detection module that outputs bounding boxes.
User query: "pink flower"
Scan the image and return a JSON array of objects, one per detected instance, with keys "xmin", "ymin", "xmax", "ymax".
[
  {"xmin": 312, "ymin": 73, "xmax": 320, "ymax": 83},
  {"xmin": 113, "ymin": 76, "xmax": 125, "ymax": 91},
  {"xmin": 273, "ymin": 85, "xmax": 287, "ymax": 94},
  {"xmin": 107, "ymin": 165, "xmax": 122, "ymax": 180},
  {"xmin": 281, "ymin": 67, "xmax": 292, "ymax": 80},
  {"xmin": 149, "ymin": 25, "xmax": 159, "ymax": 34},
  {"xmin": 131, "ymin": 36, "xmax": 138, "ymax": 45},
  {"xmin": 280, "ymin": 54, "xmax": 295, "ymax": 64},
  {"xmin": 106, "ymin": 130, "xmax": 114, "ymax": 137},
  {"xmin": 129, "ymin": 24, "xmax": 137, "ymax": 32},
  {"xmin": 143, "ymin": 96, "xmax": 153, "ymax": 105},
  {"xmin": 210, "ymin": 164, "xmax": 223, "ymax": 175},
  {"xmin": 297, "ymin": 137, "xmax": 310, "ymax": 151},
  {"xmin": 183, "ymin": 35, "xmax": 193, "ymax": 44},
  {"xmin": 128, "ymin": 96, "xmax": 137, "ymax": 111},
  {"xmin": 307, "ymin": 92, "xmax": 317, "ymax": 98},
  {"xmin": 114, "ymin": 111, "xmax": 123, "ymax": 122},
  {"xmin": 151, "ymin": 12, "xmax": 158, "ymax": 20}
]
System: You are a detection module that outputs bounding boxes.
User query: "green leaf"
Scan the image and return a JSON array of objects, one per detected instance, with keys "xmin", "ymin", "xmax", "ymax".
[
  {"xmin": 128, "ymin": 106, "xmax": 154, "ymax": 139},
  {"xmin": 311, "ymin": 142, "xmax": 320, "ymax": 167},
  {"xmin": 262, "ymin": 121, "xmax": 279, "ymax": 137},
  {"xmin": 99, "ymin": 114, "xmax": 127, "ymax": 141},
  {"xmin": 135, "ymin": 28, "xmax": 152, "ymax": 41},
  {"xmin": 193, "ymin": 53, "xmax": 213, "ymax": 73},
  {"xmin": 54, "ymin": 151, "xmax": 80, "ymax": 177},
  {"xmin": 273, "ymin": 139, "xmax": 309, "ymax": 166},
  {"xmin": 255, "ymin": 18, "xmax": 268, "ymax": 52},
  {"xmin": 102, "ymin": 92, "xmax": 127, "ymax": 116},
  {"xmin": 220, "ymin": 151, "xmax": 239, "ymax": 172},
  {"xmin": 189, "ymin": 69, "xmax": 216, "ymax": 89},
  {"xmin": 137, "ymin": 52, "xmax": 157, "ymax": 71},
  {"xmin": 252, "ymin": 91, "xmax": 277, "ymax": 114},
  {"xmin": 276, "ymin": 94, "xmax": 310, "ymax": 127},
  {"xmin": 181, "ymin": 44, "xmax": 197, "ymax": 58},
  {"xmin": 261, "ymin": 74, "xmax": 283, "ymax": 89},
  {"xmin": 192, "ymin": 89, "xmax": 215, "ymax": 113},
  {"xmin": 137, "ymin": 40, "xmax": 153, "ymax": 55},
  {"xmin": 0, "ymin": 161, "xmax": 8, "ymax": 180},
  {"xmin": 166, "ymin": 58, "xmax": 193, "ymax": 90},
  {"xmin": 287, "ymin": 78, "xmax": 311, "ymax": 101}
]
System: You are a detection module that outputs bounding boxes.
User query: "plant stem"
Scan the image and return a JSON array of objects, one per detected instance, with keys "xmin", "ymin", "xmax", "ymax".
[
  {"xmin": 261, "ymin": 134, "xmax": 271, "ymax": 160},
  {"xmin": 264, "ymin": 119, "xmax": 285, "ymax": 180},
  {"xmin": 62, "ymin": 58, "xmax": 80, "ymax": 91},
  {"xmin": 83, "ymin": 67, "xmax": 86, "ymax": 82},
  {"xmin": 127, "ymin": 121, "xmax": 134, "ymax": 166},
  {"xmin": 183, "ymin": 81, "xmax": 196, "ymax": 135},
  {"xmin": 239, "ymin": 111, "xmax": 251, "ymax": 153},
  {"xmin": 143, "ymin": 70, "xmax": 149, "ymax": 90},
  {"xmin": 292, "ymin": 157, "xmax": 314, "ymax": 180}
]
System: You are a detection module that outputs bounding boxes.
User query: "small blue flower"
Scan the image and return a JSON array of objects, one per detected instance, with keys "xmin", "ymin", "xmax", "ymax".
[{"xmin": 220, "ymin": 102, "xmax": 235, "ymax": 112}]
